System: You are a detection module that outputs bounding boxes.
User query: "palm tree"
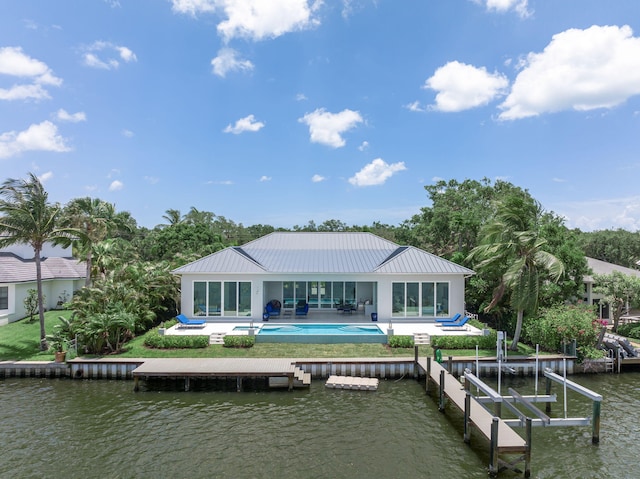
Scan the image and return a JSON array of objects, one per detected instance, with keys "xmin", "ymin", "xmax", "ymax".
[
  {"xmin": 467, "ymin": 194, "xmax": 564, "ymax": 350},
  {"xmin": 61, "ymin": 197, "xmax": 132, "ymax": 287},
  {"xmin": 160, "ymin": 208, "xmax": 183, "ymax": 227},
  {"xmin": 0, "ymin": 174, "xmax": 78, "ymax": 350}
]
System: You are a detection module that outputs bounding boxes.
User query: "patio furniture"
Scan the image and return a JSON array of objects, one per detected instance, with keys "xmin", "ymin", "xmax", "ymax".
[
  {"xmin": 264, "ymin": 300, "xmax": 281, "ymax": 319},
  {"xmin": 435, "ymin": 313, "xmax": 461, "ymax": 323},
  {"xmin": 338, "ymin": 303, "xmax": 356, "ymax": 314},
  {"xmin": 176, "ymin": 314, "xmax": 206, "ymax": 329},
  {"xmin": 295, "ymin": 302, "xmax": 309, "ymax": 317},
  {"xmin": 435, "ymin": 316, "xmax": 469, "ymax": 328}
]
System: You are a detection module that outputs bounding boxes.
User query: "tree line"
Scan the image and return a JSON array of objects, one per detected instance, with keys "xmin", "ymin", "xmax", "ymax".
[{"xmin": 2, "ymin": 174, "xmax": 640, "ymax": 353}]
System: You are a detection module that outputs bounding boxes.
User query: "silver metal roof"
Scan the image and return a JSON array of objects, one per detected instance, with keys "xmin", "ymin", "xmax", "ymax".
[
  {"xmin": 173, "ymin": 232, "xmax": 475, "ymax": 276},
  {"xmin": 0, "ymin": 253, "xmax": 86, "ymax": 284},
  {"xmin": 375, "ymin": 246, "xmax": 475, "ymax": 275},
  {"xmin": 584, "ymin": 257, "xmax": 640, "ymax": 283}
]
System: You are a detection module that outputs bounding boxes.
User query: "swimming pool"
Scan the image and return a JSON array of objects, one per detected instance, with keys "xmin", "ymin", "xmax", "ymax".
[{"xmin": 249, "ymin": 323, "xmax": 386, "ymax": 344}]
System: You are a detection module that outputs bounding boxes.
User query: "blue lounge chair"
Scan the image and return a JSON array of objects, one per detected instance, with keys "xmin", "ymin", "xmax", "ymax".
[
  {"xmin": 435, "ymin": 313, "xmax": 461, "ymax": 324},
  {"xmin": 296, "ymin": 303, "xmax": 309, "ymax": 317},
  {"xmin": 264, "ymin": 300, "xmax": 281, "ymax": 319},
  {"xmin": 176, "ymin": 314, "xmax": 206, "ymax": 329},
  {"xmin": 436, "ymin": 316, "xmax": 469, "ymax": 329}
]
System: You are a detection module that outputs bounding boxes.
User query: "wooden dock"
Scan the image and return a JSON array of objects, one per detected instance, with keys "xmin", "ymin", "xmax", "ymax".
[
  {"xmin": 417, "ymin": 357, "xmax": 529, "ymax": 477},
  {"xmin": 325, "ymin": 375, "xmax": 379, "ymax": 390},
  {"xmin": 132, "ymin": 358, "xmax": 309, "ymax": 391}
]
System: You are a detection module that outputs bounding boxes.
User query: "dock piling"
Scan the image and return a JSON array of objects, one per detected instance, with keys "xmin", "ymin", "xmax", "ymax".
[{"xmin": 439, "ymin": 369, "xmax": 445, "ymax": 412}]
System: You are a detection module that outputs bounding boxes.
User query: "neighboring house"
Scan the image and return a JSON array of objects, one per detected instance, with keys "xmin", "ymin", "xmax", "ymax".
[
  {"xmin": 583, "ymin": 257, "xmax": 640, "ymax": 320},
  {"xmin": 172, "ymin": 232, "xmax": 475, "ymax": 321},
  {"xmin": 0, "ymin": 242, "xmax": 86, "ymax": 325}
]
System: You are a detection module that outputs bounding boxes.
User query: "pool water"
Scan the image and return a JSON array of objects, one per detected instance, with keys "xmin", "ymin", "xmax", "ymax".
[{"xmin": 251, "ymin": 323, "xmax": 386, "ymax": 344}]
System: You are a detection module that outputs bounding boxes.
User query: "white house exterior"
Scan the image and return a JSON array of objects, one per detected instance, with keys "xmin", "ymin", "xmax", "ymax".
[
  {"xmin": 583, "ymin": 256, "xmax": 640, "ymax": 320},
  {"xmin": 0, "ymin": 242, "xmax": 86, "ymax": 325},
  {"xmin": 172, "ymin": 232, "xmax": 475, "ymax": 321}
]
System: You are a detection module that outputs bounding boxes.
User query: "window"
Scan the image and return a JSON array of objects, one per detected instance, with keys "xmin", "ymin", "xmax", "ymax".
[
  {"xmin": 392, "ymin": 283, "xmax": 405, "ymax": 317},
  {"xmin": 393, "ymin": 281, "xmax": 449, "ymax": 318},
  {"xmin": 193, "ymin": 281, "xmax": 251, "ymax": 317},
  {"xmin": 0, "ymin": 286, "xmax": 8, "ymax": 310}
]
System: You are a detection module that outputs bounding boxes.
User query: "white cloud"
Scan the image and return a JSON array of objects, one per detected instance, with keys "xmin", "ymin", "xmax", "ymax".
[
  {"xmin": 0, "ymin": 121, "xmax": 71, "ymax": 159},
  {"xmin": 555, "ymin": 195, "xmax": 640, "ymax": 232},
  {"xmin": 259, "ymin": 175, "xmax": 271, "ymax": 182},
  {"xmin": 348, "ymin": 158, "xmax": 406, "ymax": 187},
  {"xmin": 172, "ymin": 0, "xmax": 321, "ymax": 42},
  {"xmin": 0, "ymin": 84, "xmax": 51, "ymax": 101},
  {"xmin": 82, "ymin": 41, "xmax": 137, "ymax": 70},
  {"xmin": 296, "ymin": 93, "xmax": 308, "ymax": 101},
  {"xmin": 404, "ymin": 100, "xmax": 427, "ymax": 112},
  {"xmin": 144, "ymin": 176, "xmax": 159, "ymax": 184},
  {"xmin": 474, "ymin": 0, "xmax": 531, "ymax": 18},
  {"xmin": 299, "ymin": 108, "xmax": 363, "ymax": 148},
  {"xmin": 109, "ymin": 180, "xmax": 124, "ymax": 191},
  {"xmin": 358, "ymin": 141, "xmax": 369, "ymax": 151},
  {"xmin": 38, "ymin": 171, "xmax": 53, "ymax": 183},
  {"xmin": 311, "ymin": 174, "xmax": 326, "ymax": 182},
  {"xmin": 223, "ymin": 114, "xmax": 265, "ymax": 134},
  {"xmin": 56, "ymin": 109, "xmax": 86, "ymax": 122},
  {"xmin": 122, "ymin": 129, "xmax": 134, "ymax": 138},
  {"xmin": 83, "ymin": 53, "xmax": 118, "ymax": 70},
  {"xmin": 0, "ymin": 46, "xmax": 62, "ymax": 84},
  {"xmin": 0, "ymin": 47, "xmax": 62, "ymax": 101},
  {"xmin": 211, "ymin": 48, "xmax": 254, "ymax": 77},
  {"xmin": 116, "ymin": 46, "xmax": 137, "ymax": 62},
  {"xmin": 425, "ymin": 61, "xmax": 508, "ymax": 112},
  {"xmin": 171, "ymin": 0, "xmax": 217, "ymax": 16},
  {"xmin": 499, "ymin": 25, "xmax": 640, "ymax": 120}
]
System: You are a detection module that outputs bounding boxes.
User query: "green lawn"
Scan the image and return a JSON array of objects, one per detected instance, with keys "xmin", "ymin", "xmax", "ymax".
[
  {"xmin": 0, "ymin": 310, "xmax": 73, "ymax": 361},
  {"xmin": 1, "ymin": 310, "xmax": 534, "ymax": 361}
]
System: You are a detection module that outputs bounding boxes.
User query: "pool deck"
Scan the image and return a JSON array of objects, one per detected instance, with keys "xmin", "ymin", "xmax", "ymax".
[{"xmin": 166, "ymin": 313, "xmax": 483, "ymax": 339}]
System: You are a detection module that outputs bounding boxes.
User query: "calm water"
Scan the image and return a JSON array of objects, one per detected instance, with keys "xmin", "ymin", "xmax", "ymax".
[{"xmin": 1, "ymin": 372, "xmax": 638, "ymax": 479}]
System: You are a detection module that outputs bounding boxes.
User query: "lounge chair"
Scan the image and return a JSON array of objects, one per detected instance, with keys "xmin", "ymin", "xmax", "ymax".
[
  {"xmin": 295, "ymin": 303, "xmax": 309, "ymax": 317},
  {"xmin": 435, "ymin": 313, "xmax": 461, "ymax": 323},
  {"xmin": 264, "ymin": 300, "xmax": 281, "ymax": 319},
  {"xmin": 176, "ymin": 314, "xmax": 206, "ymax": 329},
  {"xmin": 435, "ymin": 316, "xmax": 469, "ymax": 329}
]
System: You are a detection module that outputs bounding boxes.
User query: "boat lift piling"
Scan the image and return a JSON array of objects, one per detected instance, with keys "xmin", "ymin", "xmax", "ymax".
[{"xmin": 542, "ymin": 367, "xmax": 603, "ymax": 444}]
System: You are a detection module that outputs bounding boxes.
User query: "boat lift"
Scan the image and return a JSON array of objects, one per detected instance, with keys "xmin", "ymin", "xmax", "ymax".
[{"xmin": 463, "ymin": 357, "xmax": 603, "ymax": 445}]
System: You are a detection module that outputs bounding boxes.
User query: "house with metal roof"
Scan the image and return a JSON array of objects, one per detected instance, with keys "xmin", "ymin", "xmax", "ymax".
[
  {"xmin": 172, "ymin": 232, "xmax": 475, "ymax": 321},
  {"xmin": 0, "ymin": 242, "xmax": 86, "ymax": 325},
  {"xmin": 583, "ymin": 257, "xmax": 640, "ymax": 320}
]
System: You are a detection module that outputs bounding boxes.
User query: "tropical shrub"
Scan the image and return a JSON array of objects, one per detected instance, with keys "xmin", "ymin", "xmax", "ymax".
[
  {"xmin": 523, "ymin": 304, "xmax": 602, "ymax": 360},
  {"xmin": 223, "ymin": 335, "xmax": 255, "ymax": 348},
  {"xmin": 431, "ymin": 330, "xmax": 497, "ymax": 350},
  {"xmin": 388, "ymin": 335, "xmax": 414, "ymax": 348},
  {"xmin": 617, "ymin": 322, "xmax": 640, "ymax": 341},
  {"xmin": 144, "ymin": 330, "xmax": 209, "ymax": 349},
  {"xmin": 23, "ymin": 289, "xmax": 43, "ymax": 323}
]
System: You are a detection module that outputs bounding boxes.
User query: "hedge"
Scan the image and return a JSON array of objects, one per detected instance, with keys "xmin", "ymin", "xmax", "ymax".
[
  {"xmin": 388, "ymin": 335, "xmax": 414, "ymax": 348},
  {"xmin": 223, "ymin": 335, "xmax": 255, "ymax": 348},
  {"xmin": 144, "ymin": 330, "xmax": 210, "ymax": 349},
  {"xmin": 618, "ymin": 322, "xmax": 640, "ymax": 341},
  {"xmin": 431, "ymin": 330, "xmax": 497, "ymax": 350}
]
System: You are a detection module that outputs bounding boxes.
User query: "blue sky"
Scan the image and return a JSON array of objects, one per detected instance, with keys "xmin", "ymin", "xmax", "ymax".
[{"xmin": 1, "ymin": 1, "xmax": 640, "ymax": 231}]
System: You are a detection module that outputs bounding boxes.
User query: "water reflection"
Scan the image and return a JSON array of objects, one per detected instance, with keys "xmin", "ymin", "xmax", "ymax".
[{"xmin": 1, "ymin": 373, "xmax": 637, "ymax": 479}]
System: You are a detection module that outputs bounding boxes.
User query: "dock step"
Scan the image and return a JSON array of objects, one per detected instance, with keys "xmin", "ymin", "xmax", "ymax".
[
  {"xmin": 325, "ymin": 375, "xmax": 379, "ymax": 391},
  {"xmin": 414, "ymin": 333, "xmax": 430, "ymax": 345},
  {"xmin": 268, "ymin": 370, "xmax": 311, "ymax": 389},
  {"xmin": 209, "ymin": 333, "xmax": 225, "ymax": 345}
]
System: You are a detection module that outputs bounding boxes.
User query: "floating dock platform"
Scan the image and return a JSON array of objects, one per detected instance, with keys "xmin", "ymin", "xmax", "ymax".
[{"xmin": 325, "ymin": 375, "xmax": 379, "ymax": 390}]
